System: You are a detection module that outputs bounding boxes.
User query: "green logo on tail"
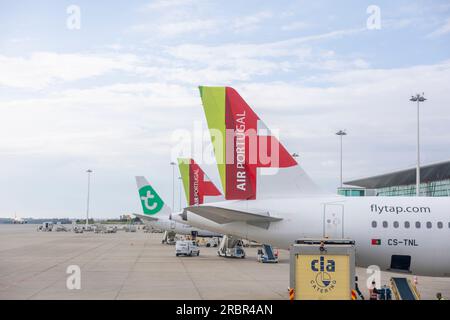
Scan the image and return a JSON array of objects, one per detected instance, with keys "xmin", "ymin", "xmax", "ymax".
[{"xmin": 139, "ymin": 185, "xmax": 164, "ymax": 215}]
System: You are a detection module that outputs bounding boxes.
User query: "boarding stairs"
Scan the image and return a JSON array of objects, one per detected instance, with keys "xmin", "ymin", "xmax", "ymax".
[
  {"xmin": 390, "ymin": 277, "xmax": 420, "ymax": 300},
  {"xmin": 217, "ymin": 235, "xmax": 246, "ymax": 258}
]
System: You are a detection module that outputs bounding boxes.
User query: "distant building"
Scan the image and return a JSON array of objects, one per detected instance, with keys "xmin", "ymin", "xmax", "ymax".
[{"xmin": 339, "ymin": 160, "xmax": 450, "ymax": 197}]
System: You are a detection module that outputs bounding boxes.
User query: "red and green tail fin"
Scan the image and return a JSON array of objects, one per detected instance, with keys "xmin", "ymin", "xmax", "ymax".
[
  {"xmin": 178, "ymin": 158, "xmax": 223, "ymax": 206},
  {"xmin": 199, "ymin": 86, "xmax": 321, "ymax": 199}
]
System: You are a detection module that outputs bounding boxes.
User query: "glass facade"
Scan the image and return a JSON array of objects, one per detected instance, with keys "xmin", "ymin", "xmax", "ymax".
[
  {"xmin": 338, "ymin": 188, "xmax": 366, "ymax": 197},
  {"xmin": 376, "ymin": 179, "xmax": 450, "ymax": 197},
  {"xmin": 340, "ymin": 179, "xmax": 450, "ymax": 197}
]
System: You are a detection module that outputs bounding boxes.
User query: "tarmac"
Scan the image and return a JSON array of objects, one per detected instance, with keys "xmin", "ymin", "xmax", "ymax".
[{"xmin": 0, "ymin": 224, "xmax": 449, "ymax": 300}]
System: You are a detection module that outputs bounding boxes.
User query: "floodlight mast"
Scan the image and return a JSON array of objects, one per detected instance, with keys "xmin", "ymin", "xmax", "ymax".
[
  {"xmin": 409, "ymin": 93, "xmax": 426, "ymax": 196},
  {"xmin": 86, "ymin": 169, "xmax": 93, "ymax": 226},
  {"xmin": 336, "ymin": 130, "xmax": 347, "ymax": 189},
  {"xmin": 170, "ymin": 162, "xmax": 176, "ymax": 210}
]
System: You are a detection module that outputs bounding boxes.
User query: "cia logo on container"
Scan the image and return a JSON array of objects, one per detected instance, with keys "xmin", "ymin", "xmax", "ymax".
[{"xmin": 310, "ymin": 256, "xmax": 337, "ymax": 293}]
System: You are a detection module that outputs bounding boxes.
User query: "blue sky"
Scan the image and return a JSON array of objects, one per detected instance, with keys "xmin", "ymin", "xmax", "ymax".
[{"xmin": 1, "ymin": 0, "xmax": 450, "ymax": 218}]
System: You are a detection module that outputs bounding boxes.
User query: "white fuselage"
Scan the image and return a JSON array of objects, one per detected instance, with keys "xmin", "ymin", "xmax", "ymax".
[
  {"xmin": 12, "ymin": 217, "xmax": 25, "ymax": 224},
  {"xmin": 140, "ymin": 214, "xmax": 220, "ymax": 238},
  {"xmin": 185, "ymin": 196, "xmax": 450, "ymax": 276}
]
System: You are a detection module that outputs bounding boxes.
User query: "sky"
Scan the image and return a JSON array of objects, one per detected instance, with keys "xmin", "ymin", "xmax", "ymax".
[{"xmin": 1, "ymin": 0, "xmax": 450, "ymax": 219}]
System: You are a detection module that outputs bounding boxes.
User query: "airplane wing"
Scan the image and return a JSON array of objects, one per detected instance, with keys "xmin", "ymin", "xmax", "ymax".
[
  {"xmin": 133, "ymin": 212, "xmax": 158, "ymax": 222},
  {"xmin": 184, "ymin": 205, "xmax": 282, "ymax": 229}
]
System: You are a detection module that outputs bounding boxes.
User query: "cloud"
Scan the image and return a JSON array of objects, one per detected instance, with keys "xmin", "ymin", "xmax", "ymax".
[
  {"xmin": 161, "ymin": 29, "xmax": 369, "ymax": 80},
  {"xmin": 142, "ymin": 0, "xmax": 198, "ymax": 10},
  {"xmin": 0, "ymin": 82, "xmax": 202, "ymax": 173},
  {"xmin": 131, "ymin": 0, "xmax": 219, "ymax": 39},
  {"xmin": 232, "ymin": 11, "xmax": 273, "ymax": 32},
  {"xmin": 131, "ymin": 10, "xmax": 272, "ymax": 38},
  {"xmin": 36, "ymin": 27, "xmax": 362, "ymax": 91},
  {"xmin": 239, "ymin": 60, "xmax": 450, "ymax": 112},
  {"xmin": 130, "ymin": 19, "xmax": 220, "ymax": 38},
  {"xmin": 281, "ymin": 21, "xmax": 310, "ymax": 31},
  {"xmin": 0, "ymin": 52, "xmax": 138, "ymax": 89},
  {"xmin": 427, "ymin": 18, "xmax": 450, "ymax": 38},
  {"xmin": 0, "ymin": 33, "xmax": 367, "ymax": 93},
  {"xmin": 163, "ymin": 28, "xmax": 363, "ymax": 59},
  {"xmin": 280, "ymin": 28, "xmax": 366, "ymax": 45}
]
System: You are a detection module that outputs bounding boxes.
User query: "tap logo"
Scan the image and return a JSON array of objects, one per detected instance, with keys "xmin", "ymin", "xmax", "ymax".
[
  {"xmin": 139, "ymin": 185, "xmax": 163, "ymax": 215},
  {"xmin": 310, "ymin": 256, "xmax": 337, "ymax": 293}
]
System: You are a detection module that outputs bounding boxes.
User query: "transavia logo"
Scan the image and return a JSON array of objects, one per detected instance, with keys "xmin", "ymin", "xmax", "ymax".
[
  {"xmin": 310, "ymin": 256, "xmax": 337, "ymax": 293},
  {"xmin": 139, "ymin": 186, "xmax": 163, "ymax": 215}
]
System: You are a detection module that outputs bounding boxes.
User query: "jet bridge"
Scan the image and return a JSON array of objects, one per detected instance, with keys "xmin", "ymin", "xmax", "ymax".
[{"xmin": 390, "ymin": 277, "xmax": 420, "ymax": 300}]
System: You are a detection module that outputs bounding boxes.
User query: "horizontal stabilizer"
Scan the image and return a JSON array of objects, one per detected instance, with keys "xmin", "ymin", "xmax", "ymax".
[
  {"xmin": 185, "ymin": 205, "xmax": 282, "ymax": 229},
  {"xmin": 133, "ymin": 212, "xmax": 158, "ymax": 222}
]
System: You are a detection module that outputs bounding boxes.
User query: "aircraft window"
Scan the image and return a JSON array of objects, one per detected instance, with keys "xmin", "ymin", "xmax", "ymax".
[
  {"xmin": 415, "ymin": 221, "xmax": 421, "ymax": 229},
  {"xmin": 371, "ymin": 221, "xmax": 377, "ymax": 228},
  {"xmin": 437, "ymin": 222, "xmax": 443, "ymax": 229},
  {"xmin": 426, "ymin": 222, "xmax": 432, "ymax": 229},
  {"xmin": 382, "ymin": 221, "xmax": 388, "ymax": 228},
  {"xmin": 393, "ymin": 221, "xmax": 399, "ymax": 228},
  {"xmin": 404, "ymin": 221, "xmax": 410, "ymax": 228}
]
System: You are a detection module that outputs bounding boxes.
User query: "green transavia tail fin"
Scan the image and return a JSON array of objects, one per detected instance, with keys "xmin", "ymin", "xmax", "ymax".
[{"xmin": 135, "ymin": 176, "xmax": 172, "ymax": 217}]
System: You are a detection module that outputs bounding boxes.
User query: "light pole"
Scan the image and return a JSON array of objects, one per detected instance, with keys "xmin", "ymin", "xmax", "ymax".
[
  {"xmin": 170, "ymin": 162, "xmax": 176, "ymax": 209},
  {"xmin": 178, "ymin": 176, "xmax": 182, "ymax": 211},
  {"xmin": 335, "ymin": 130, "xmax": 347, "ymax": 188},
  {"xmin": 86, "ymin": 169, "xmax": 93, "ymax": 226},
  {"xmin": 410, "ymin": 93, "xmax": 426, "ymax": 196}
]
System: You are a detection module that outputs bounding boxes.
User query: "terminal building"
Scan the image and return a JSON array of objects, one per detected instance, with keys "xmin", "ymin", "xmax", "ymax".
[{"xmin": 339, "ymin": 160, "xmax": 450, "ymax": 197}]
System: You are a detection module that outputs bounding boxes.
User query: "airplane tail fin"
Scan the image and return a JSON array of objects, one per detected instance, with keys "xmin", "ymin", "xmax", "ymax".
[
  {"xmin": 178, "ymin": 158, "xmax": 224, "ymax": 206},
  {"xmin": 198, "ymin": 86, "xmax": 322, "ymax": 200},
  {"xmin": 135, "ymin": 176, "xmax": 172, "ymax": 218}
]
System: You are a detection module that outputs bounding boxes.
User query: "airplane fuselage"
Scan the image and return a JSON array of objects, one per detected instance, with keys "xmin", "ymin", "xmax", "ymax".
[
  {"xmin": 185, "ymin": 196, "xmax": 450, "ymax": 276},
  {"xmin": 140, "ymin": 215, "xmax": 221, "ymax": 238}
]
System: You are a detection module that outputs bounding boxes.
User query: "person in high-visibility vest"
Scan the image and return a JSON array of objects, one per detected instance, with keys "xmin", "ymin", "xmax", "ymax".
[{"xmin": 369, "ymin": 281, "xmax": 379, "ymax": 300}]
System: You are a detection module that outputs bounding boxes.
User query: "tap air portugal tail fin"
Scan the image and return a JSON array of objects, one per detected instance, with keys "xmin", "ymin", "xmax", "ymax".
[
  {"xmin": 198, "ymin": 86, "xmax": 322, "ymax": 200},
  {"xmin": 134, "ymin": 176, "xmax": 172, "ymax": 221},
  {"xmin": 178, "ymin": 158, "xmax": 224, "ymax": 206}
]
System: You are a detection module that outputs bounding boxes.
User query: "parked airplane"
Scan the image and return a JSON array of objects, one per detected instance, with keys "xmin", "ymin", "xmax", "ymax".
[
  {"xmin": 11, "ymin": 213, "xmax": 26, "ymax": 224},
  {"xmin": 180, "ymin": 86, "xmax": 450, "ymax": 277},
  {"xmin": 134, "ymin": 176, "xmax": 220, "ymax": 238}
]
